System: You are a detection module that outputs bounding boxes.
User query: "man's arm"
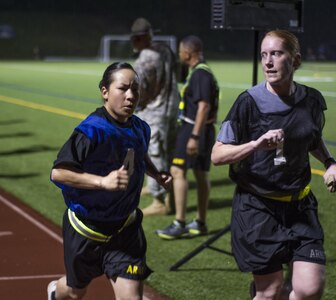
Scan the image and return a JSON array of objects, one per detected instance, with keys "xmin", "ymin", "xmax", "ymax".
[{"xmin": 186, "ymin": 100, "xmax": 209, "ymax": 156}]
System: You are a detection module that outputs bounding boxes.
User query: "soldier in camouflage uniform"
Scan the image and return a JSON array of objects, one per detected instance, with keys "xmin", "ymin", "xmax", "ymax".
[{"xmin": 131, "ymin": 17, "xmax": 179, "ymax": 216}]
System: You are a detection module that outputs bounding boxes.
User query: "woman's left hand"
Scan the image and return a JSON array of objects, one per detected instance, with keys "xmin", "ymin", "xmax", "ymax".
[
  {"xmin": 323, "ymin": 164, "xmax": 336, "ymax": 193},
  {"xmin": 156, "ymin": 171, "xmax": 173, "ymax": 190}
]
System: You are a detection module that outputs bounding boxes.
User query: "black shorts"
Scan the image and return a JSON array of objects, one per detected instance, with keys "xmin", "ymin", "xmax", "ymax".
[
  {"xmin": 62, "ymin": 208, "xmax": 152, "ymax": 289},
  {"xmin": 171, "ymin": 121, "xmax": 215, "ymax": 171},
  {"xmin": 231, "ymin": 187, "xmax": 326, "ymax": 275}
]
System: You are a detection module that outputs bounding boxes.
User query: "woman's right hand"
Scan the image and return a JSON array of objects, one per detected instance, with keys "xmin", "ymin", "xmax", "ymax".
[
  {"xmin": 101, "ymin": 166, "xmax": 129, "ymax": 191},
  {"xmin": 255, "ymin": 129, "xmax": 284, "ymax": 150}
]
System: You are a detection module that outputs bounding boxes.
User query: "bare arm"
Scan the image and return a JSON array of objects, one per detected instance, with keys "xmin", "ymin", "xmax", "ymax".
[
  {"xmin": 211, "ymin": 129, "xmax": 284, "ymax": 165},
  {"xmin": 187, "ymin": 100, "xmax": 210, "ymax": 156},
  {"xmin": 211, "ymin": 141, "xmax": 258, "ymax": 165},
  {"xmin": 192, "ymin": 100, "xmax": 210, "ymax": 136},
  {"xmin": 310, "ymin": 139, "xmax": 336, "ymax": 192},
  {"xmin": 51, "ymin": 165, "xmax": 129, "ymax": 192},
  {"xmin": 144, "ymin": 154, "xmax": 172, "ymax": 190},
  {"xmin": 310, "ymin": 139, "xmax": 334, "ymax": 164}
]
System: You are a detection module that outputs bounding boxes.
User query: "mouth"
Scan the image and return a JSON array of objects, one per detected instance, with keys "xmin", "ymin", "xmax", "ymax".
[{"xmin": 123, "ymin": 105, "xmax": 134, "ymax": 112}]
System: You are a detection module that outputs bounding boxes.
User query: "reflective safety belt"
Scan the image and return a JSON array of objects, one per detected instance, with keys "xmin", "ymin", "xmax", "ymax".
[
  {"xmin": 265, "ymin": 185, "xmax": 311, "ymax": 202},
  {"xmin": 68, "ymin": 209, "xmax": 137, "ymax": 242}
]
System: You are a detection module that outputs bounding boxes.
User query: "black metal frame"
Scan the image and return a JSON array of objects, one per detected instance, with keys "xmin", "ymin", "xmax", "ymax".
[{"xmin": 170, "ymin": 224, "xmax": 231, "ymax": 271}]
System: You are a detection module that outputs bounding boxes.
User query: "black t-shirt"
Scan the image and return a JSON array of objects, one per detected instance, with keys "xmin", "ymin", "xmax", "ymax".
[
  {"xmin": 183, "ymin": 65, "xmax": 218, "ymax": 122},
  {"xmin": 217, "ymin": 82, "xmax": 326, "ymax": 196},
  {"xmin": 51, "ymin": 107, "xmax": 151, "ymax": 222}
]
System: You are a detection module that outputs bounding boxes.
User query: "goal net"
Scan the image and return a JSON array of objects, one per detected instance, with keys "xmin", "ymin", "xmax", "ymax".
[{"xmin": 98, "ymin": 34, "xmax": 177, "ymax": 62}]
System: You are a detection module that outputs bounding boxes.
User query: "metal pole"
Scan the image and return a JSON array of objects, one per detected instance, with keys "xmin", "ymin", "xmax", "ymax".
[
  {"xmin": 252, "ymin": 30, "xmax": 259, "ymax": 86},
  {"xmin": 170, "ymin": 224, "xmax": 231, "ymax": 271}
]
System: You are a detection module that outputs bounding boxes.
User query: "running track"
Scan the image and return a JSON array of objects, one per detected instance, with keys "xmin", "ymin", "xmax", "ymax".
[{"xmin": 0, "ymin": 188, "xmax": 168, "ymax": 300}]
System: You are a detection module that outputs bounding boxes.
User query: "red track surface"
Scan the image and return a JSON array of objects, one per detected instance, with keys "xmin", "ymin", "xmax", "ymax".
[{"xmin": 0, "ymin": 188, "xmax": 168, "ymax": 300}]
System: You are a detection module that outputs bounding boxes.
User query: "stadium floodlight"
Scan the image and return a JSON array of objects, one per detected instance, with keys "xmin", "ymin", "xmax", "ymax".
[{"xmin": 99, "ymin": 34, "xmax": 177, "ymax": 63}]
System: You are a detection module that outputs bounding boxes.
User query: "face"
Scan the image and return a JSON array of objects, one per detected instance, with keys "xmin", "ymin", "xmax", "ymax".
[
  {"xmin": 101, "ymin": 69, "xmax": 140, "ymax": 123},
  {"xmin": 178, "ymin": 43, "xmax": 190, "ymax": 64},
  {"xmin": 131, "ymin": 34, "xmax": 150, "ymax": 52},
  {"xmin": 261, "ymin": 35, "xmax": 297, "ymax": 88}
]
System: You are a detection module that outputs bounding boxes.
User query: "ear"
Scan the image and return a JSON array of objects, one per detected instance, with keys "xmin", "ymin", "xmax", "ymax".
[
  {"xmin": 293, "ymin": 53, "xmax": 301, "ymax": 70},
  {"xmin": 101, "ymin": 86, "xmax": 108, "ymax": 101}
]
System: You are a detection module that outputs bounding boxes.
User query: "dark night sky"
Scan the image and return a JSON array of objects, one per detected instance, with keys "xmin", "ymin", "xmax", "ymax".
[{"xmin": 1, "ymin": 0, "xmax": 335, "ymax": 59}]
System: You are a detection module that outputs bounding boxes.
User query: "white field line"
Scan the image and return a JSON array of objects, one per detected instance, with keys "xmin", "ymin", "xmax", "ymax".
[
  {"xmin": 0, "ymin": 64, "xmax": 101, "ymax": 76},
  {"xmin": 0, "ymin": 274, "xmax": 64, "ymax": 281},
  {"xmin": 1, "ymin": 64, "xmax": 336, "ymax": 98},
  {"xmin": 0, "ymin": 194, "xmax": 63, "ymax": 243},
  {"xmin": 0, "ymin": 231, "xmax": 13, "ymax": 237},
  {"xmin": 0, "ymin": 193, "xmax": 151, "ymax": 300}
]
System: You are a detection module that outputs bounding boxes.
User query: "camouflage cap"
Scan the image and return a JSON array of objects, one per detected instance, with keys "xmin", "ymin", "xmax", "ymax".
[{"xmin": 131, "ymin": 18, "xmax": 153, "ymax": 36}]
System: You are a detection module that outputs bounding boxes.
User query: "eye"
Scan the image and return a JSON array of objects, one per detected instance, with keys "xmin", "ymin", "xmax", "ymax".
[
  {"xmin": 118, "ymin": 86, "xmax": 128, "ymax": 91},
  {"xmin": 273, "ymin": 51, "xmax": 282, "ymax": 57}
]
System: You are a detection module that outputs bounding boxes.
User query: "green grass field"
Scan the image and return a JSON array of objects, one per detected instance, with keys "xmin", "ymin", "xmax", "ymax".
[{"xmin": 0, "ymin": 60, "xmax": 335, "ymax": 300}]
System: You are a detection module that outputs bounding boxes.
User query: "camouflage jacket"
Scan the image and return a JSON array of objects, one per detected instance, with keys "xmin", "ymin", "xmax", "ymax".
[{"xmin": 134, "ymin": 42, "xmax": 179, "ymax": 119}]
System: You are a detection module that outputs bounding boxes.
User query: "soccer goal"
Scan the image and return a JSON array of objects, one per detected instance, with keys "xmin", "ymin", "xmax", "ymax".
[{"xmin": 98, "ymin": 34, "xmax": 177, "ymax": 62}]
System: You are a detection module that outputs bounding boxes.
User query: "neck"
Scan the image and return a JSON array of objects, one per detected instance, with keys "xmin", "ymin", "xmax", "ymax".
[
  {"xmin": 266, "ymin": 81, "xmax": 296, "ymax": 97},
  {"xmin": 189, "ymin": 57, "xmax": 201, "ymax": 68}
]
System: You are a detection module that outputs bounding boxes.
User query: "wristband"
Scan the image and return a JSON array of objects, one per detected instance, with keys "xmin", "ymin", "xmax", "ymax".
[
  {"xmin": 190, "ymin": 134, "xmax": 200, "ymax": 140},
  {"xmin": 324, "ymin": 157, "xmax": 336, "ymax": 169}
]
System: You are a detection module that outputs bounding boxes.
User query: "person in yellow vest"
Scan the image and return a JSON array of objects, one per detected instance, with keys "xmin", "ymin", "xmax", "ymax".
[{"xmin": 156, "ymin": 35, "xmax": 219, "ymax": 239}]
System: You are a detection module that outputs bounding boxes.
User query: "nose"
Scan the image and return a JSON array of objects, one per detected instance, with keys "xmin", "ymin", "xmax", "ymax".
[
  {"xmin": 264, "ymin": 54, "xmax": 273, "ymax": 66},
  {"xmin": 126, "ymin": 88, "xmax": 136, "ymax": 102}
]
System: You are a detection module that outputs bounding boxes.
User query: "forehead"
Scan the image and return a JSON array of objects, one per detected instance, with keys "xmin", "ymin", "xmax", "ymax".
[
  {"xmin": 179, "ymin": 43, "xmax": 189, "ymax": 51},
  {"xmin": 261, "ymin": 35, "xmax": 285, "ymax": 51},
  {"xmin": 112, "ymin": 69, "xmax": 138, "ymax": 84}
]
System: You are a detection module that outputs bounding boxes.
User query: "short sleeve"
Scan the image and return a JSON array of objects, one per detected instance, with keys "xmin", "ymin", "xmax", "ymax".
[
  {"xmin": 217, "ymin": 92, "xmax": 254, "ymax": 145},
  {"xmin": 189, "ymin": 69, "xmax": 213, "ymax": 103},
  {"xmin": 53, "ymin": 131, "xmax": 92, "ymax": 170}
]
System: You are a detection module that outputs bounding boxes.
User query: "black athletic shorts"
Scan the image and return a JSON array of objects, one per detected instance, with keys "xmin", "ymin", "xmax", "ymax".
[
  {"xmin": 231, "ymin": 187, "xmax": 326, "ymax": 275},
  {"xmin": 62, "ymin": 208, "xmax": 152, "ymax": 288},
  {"xmin": 171, "ymin": 121, "xmax": 215, "ymax": 171}
]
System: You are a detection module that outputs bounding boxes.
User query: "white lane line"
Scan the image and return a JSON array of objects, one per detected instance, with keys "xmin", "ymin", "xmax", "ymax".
[
  {"xmin": 0, "ymin": 194, "xmax": 63, "ymax": 243},
  {"xmin": 0, "ymin": 274, "xmax": 64, "ymax": 281},
  {"xmin": 0, "ymin": 194, "xmax": 152, "ymax": 300},
  {"xmin": 0, "ymin": 64, "xmax": 101, "ymax": 76},
  {"xmin": 0, "ymin": 231, "xmax": 13, "ymax": 237}
]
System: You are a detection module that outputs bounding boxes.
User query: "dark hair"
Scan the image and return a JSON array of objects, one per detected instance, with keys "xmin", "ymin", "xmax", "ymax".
[
  {"xmin": 180, "ymin": 35, "xmax": 203, "ymax": 53},
  {"xmin": 99, "ymin": 62, "xmax": 137, "ymax": 90}
]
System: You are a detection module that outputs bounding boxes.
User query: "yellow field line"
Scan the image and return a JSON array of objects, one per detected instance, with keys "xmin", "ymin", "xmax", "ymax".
[
  {"xmin": 311, "ymin": 168, "xmax": 325, "ymax": 177},
  {"xmin": 0, "ymin": 94, "xmax": 328, "ymax": 177},
  {"xmin": 0, "ymin": 94, "xmax": 86, "ymax": 120}
]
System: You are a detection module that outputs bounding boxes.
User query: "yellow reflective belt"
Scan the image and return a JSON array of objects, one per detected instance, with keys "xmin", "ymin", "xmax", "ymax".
[
  {"xmin": 265, "ymin": 185, "xmax": 311, "ymax": 202},
  {"xmin": 68, "ymin": 209, "xmax": 137, "ymax": 242}
]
